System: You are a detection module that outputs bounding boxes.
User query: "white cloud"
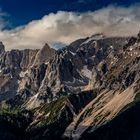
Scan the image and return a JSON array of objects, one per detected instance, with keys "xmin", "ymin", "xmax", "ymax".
[
  {"xmin": 0, "ymin": 5, "xmax": 140, "ymax": 50},
  {"xmin": 0, "ymin": 8, "xmax": 8, "ymax": 30}
]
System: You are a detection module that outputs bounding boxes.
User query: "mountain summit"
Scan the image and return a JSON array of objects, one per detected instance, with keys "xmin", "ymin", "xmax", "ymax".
[{"xmin": 33, "ymin": 43, "xmax": 56, "ymax": 66}]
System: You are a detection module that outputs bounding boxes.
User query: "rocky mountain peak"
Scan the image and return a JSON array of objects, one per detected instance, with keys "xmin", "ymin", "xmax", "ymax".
[
  {"xmin": 42, "ymin": 43, "xmax": 52, "ymax": 52},
  {"xmin": 33, "ymin": 43, "xmax": 56, "ymax": 66}
]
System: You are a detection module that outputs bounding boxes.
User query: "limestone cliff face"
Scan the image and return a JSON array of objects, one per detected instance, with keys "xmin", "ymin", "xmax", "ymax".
[{"xmin": 20, "ymin": 49, "xmax": 39, "ymax": 69}]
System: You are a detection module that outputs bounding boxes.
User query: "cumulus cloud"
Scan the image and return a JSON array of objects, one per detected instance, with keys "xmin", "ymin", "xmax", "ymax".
[{"xmin": 0, "ymin": 5, "xmax": 140, "ymax": 50}]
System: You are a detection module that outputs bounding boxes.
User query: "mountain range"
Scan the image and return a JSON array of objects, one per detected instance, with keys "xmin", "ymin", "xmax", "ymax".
[{"xmin": 0, "ymin": 32, "xmax": 140, "ymax": 140}]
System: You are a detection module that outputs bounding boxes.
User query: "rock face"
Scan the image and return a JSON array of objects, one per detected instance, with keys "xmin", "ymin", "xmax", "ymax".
[
  {"xmin": 19, "ymin": 35, "xmax": 130, "ymax": 109},
  {"xmin": 0, "ymin": 44, "xmax": 55, "ymax": 102},
  {"xmin": 0, "ymin": 32, "xmax": 140, "ymax": 140},
  {"xmin": 33, "ymin": 43, "xmax": 55, "ymax": 66}
]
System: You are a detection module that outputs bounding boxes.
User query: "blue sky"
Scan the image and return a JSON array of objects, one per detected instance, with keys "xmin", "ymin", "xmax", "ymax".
[
  {"xmin": 0, "ymin": 0, "xmax": 140, "ymax": 50},
  {"xmin": 0, "ymin": 0, "xmax": 139, "ymax": 28}
]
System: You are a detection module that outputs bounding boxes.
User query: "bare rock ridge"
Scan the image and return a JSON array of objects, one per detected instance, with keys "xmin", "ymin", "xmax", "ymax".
[{"xmin": 0, "ymin": 32, "xmax": 140, "ymax": 140}]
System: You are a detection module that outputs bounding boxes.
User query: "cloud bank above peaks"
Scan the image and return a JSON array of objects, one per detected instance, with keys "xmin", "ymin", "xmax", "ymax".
[{"xmin": 0, "ymin": 4, "xmax": 140, "ymax": 50}]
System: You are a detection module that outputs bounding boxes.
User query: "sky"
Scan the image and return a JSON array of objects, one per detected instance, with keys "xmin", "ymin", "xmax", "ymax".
[{"xmin": 0, "ymin": 0, "xmax": 140, "ymax": 50}]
